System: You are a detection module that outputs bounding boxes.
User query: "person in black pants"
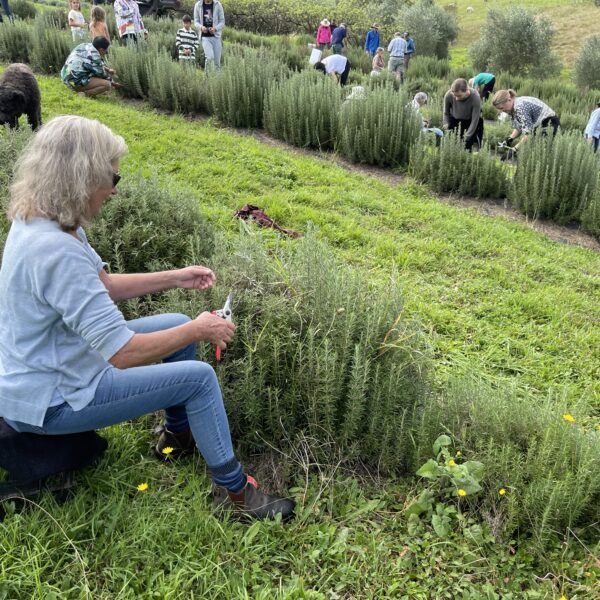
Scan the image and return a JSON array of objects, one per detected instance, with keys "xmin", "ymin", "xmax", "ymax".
[
  {"xmin": 314, "ymin": 54, "xmax": 351, "ymax": 86},
  {"xmin": 443, "ymin": 78, "xmax": 483, "ymax": 151}
]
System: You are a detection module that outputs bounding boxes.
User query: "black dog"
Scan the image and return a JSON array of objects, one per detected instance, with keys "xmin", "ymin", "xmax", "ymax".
[{"xmin": 0, "ymin": 63, "xmax": 42, "ymax": 131}]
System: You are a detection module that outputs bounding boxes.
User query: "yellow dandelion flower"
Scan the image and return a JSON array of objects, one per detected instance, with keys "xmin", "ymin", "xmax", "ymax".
[
  {"xmin": 457, "ymin": 489, "xmax": 467, "ymax": 497},
  {"xmin": 448, "ymin": 459, "xmax": 456, "ymax": 467},
  {"xmin": 584, "ymin": 572, "xmax": 592, "ymax": 577},
  {"xmin": 562, "ymin": 414, "xmax": 575, "ymax": 423},
  {"xmin": 499, "ymin": 488, "xmax": 506, "ymax": 496},
  {"xmin": 596, "ymin": 425, "xmax": 600, "ymax": 431},
  {"xmin": 136, "ymin": 482, "xmax": 149, "ymax": 492},
  {"xmin": 161, "ymin": 446, "xmax": 174, "ymax": 455},
  {"xmin": 455, "ymin": 451, "xmax": 462, "ymax": 457},
  {"xmin": 559, "ymin": 596, "xmax": 567, "ymax": 600}
]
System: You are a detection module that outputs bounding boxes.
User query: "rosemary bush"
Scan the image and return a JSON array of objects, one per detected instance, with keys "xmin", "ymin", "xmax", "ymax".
[
  {"xmin": 29, "ymin": 19, "xmax": 73, "ymax": 74},
  {"xmin": 149, "ymin": 228, "xmax": 431, "ymax": 471},
  {"xmin": 417, "ymin": 377, "xmax": 600, "ymax": 545},
  {"xmin": 36, "ymin": 8, "xmax": 68, "ymax": 30},
  {"xmin": 10, "ymin": 0, "xmax": 36, "ymax": 20},
  {"xmin": 582, "ymin": 188, "xmax": 600, "ymax": 240},
  {"xmin": 404, "ymin": 56, "xmax": 450, "ymax": 80},
  {"xmin": 510, "ymin": 132, "xmax": 600, "ymax": 223},
  {"xmin": 410, "ymin": 132, "xmax": 509, "ymax": 199},
  {"xmin": 264, "ymin": 70, "xmax": 342, "ymax": 150},
  {"xmin": 0, "ymin": 20, "xmax": 33, "ymax": 63},
  {"xmin": 335, "ymin": 88, "xmax": 421, "ymax": 167},
  {"xmin": 110, "ymin": 44, "xmax": 154, "ymax": 99},
  {"xmin": 147, "ymin": 52, "xmax": 207, "ymax": 114},
  {"xmin": 86, "ymin": 177, "xmax": 214, "ymax": 275},
  {"xmin": 208, "ymin": 52, "xmax": 288, "ymax": 128}
]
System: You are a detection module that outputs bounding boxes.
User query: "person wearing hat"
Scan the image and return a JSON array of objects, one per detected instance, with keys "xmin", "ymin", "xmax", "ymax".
[
  {"xmin": 316, "ymin": 18, "xmax": 332, "ymax": 50},
  {"xmin": 331, "ymin": 23, "xmax": 347, "ymax": 55},
  {"xmin": 387, "ymin": 31, "xmax": 408, "ymax": 83},
  {"xmin": 403, "ymin": 32, "xmax": 415, "ymax": 70},
  {"xmin": 365, "ymin": 23, "xmax": 380, "ymax": 57}
]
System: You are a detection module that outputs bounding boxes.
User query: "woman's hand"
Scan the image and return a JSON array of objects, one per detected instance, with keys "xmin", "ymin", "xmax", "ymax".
[
  {"xmin": 173, "ymin": 266, "xmax": 216, "ymax": 290},
  {"xmin": 194, "ymin": 311, "xmax": 236, "ymax": 349}
]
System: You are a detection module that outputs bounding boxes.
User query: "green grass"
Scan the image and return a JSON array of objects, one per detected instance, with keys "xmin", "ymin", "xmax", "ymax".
[{"xmin": 1, "ymin": 73, "xmax": 600, "ymax": 598}]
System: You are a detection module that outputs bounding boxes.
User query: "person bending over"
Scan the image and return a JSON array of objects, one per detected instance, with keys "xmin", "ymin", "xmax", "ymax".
[
  {"xmin": 314, "ymin": 54, "xmax": 351, "ymax": 86},
  {"xmin": 469, "ymin": 72, "xmax": 495, "ymax": 101},
  {"xmin": 443, "ymin": 78, "xmax": 483, "ymax": 151},
  {"xmin": 492, "ymin": 89, "xmax": 560, "ymax": 153},
  {"xmin": 0, "ymin": 115, "xmax": 295, "ymax": 522}
]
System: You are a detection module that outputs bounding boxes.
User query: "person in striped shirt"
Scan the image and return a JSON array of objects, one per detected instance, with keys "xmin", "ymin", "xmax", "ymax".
[{"xmin": 176, "ymin": 15, "xmax": 199, "ymax": 62}]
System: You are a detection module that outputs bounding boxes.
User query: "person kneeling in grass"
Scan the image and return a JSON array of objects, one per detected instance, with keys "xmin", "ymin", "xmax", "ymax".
[
  {"xmin": 314, "ymin": 54, "xmax": 351, "ymax": 86},
  {"xmin": 0, "ymin": 115, "xmax": 295, "ymax": 523},
  {"xmin": 492, "ymin": 89, "xmax": 560, "ymax": 154},
  {"xmin": 61, "ymin": 36, "xmax": 116, "ymax": 97}
]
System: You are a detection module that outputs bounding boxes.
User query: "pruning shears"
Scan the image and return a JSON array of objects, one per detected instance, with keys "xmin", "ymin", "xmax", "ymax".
[{"xmin": 212, "ymin": 293, "xmax": 233, "ymax": 362}]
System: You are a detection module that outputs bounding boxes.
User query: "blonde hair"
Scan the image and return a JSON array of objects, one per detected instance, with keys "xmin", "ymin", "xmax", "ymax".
[
  {"xmin": 91, "ymin": 6, "xmax": 106, "ymax": 22},
  {"xmin": 69, "ymin": 0, "xmax": 80, "ymax": 7},
  {"xmin": 450, "ymin": 78, "xmax": 468, "ymax": 93},
  {"xmin": 9, "ymin": 116, "xmax": 127, "ymax": 230},
  {"xmin": 492, "ymin": 89, "xmax": 516, "ymax": 107}
]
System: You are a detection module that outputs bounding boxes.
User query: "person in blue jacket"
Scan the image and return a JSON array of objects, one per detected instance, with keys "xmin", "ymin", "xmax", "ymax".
[
  {"xmin": 364, "ymin": 23, "xmax": 380, "ymax": 57},
  {"xmin": 403, "ymin": 32, "xmax": 415, "ymax": 69},
  {"xmin": 331, "ymin": 23, "xmax": 347, "ymax": 54}
]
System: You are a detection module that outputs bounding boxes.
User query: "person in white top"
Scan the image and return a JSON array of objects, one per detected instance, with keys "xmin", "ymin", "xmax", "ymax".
[
  {"xmin": 387, "ymin": 32, "xmax": 407, "ymax": 82},
  {"xmin": 68, "ymin": 0, "xmax": 87, "ymax": 41},
  {"xmin": 314, "ymin": 54, "xmax": 351, "ymax": 86}
]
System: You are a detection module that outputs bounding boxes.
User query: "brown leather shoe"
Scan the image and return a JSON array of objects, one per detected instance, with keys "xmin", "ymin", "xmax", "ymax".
[
  {"xmin": 154, "ymin": 426, "xmax": 195, "ymax": 461},
  {"xmin": 213, "ymin": 476, "xmax": 295, "ymax": 522}
]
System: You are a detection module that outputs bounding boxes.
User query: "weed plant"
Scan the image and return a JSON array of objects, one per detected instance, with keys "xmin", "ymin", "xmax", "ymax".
[
  {"xmin": 335, "ymin": 88, "xmax": 421, "ymax": 167},
  {"xmin": 0, "ymin": 20, "xmax": 33, "ymax": 63},
  {"xmin": 417, "ymin": 377, "xmax": 600, "ymax": 545},
  {"xmin": 208, "ymin": 52, "xmax": 288, "ymax": 128},
  {"xmin": 410, "ymin": 131, "xmax": 509, "ymax": 199},
  {"xmin": 510, "ymin": 131, "xmax": 600, "ymax": 223},
  {"xmin": 264, "ymin": 70, "xmax": 342, "ymax": 150}
]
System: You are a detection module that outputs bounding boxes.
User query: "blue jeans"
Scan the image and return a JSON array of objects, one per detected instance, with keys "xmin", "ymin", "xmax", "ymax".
[
  {"xmin": 8, "ymin": 313, "xmax": 243, "ymax": 487},
  {"xmin": 0, "ymin": 0, "xmax": 13, "ymax": 22}
]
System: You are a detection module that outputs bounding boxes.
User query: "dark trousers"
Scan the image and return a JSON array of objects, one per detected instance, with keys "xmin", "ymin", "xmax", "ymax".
[
  {"xmin": 592, "ymin": 137, "xmax": 599, "ymax": 153},
  {"xmin": 448, "ymin": 115, "xmax": 484, "ymax": 151},
  {"xmin": 480, "ymin": 77, "xmax": 495, "ymax": 101},
  {"xmin": 339, "ymin": 60, "xmax": 351, "ymax": 86},
  {"xmin": 538, "ymin": 116, "xmax": 560, "ymax": 136}
]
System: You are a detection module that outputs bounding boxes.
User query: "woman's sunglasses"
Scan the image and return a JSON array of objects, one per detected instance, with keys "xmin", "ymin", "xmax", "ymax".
[{"xmin": 112, "ymin": 173, "xmax": 121, "ymax": 187}]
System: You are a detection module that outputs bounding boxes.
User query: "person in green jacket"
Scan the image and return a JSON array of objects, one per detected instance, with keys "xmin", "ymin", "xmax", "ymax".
[{"xmin": 469, "ymin": 72, "xmax": 496, "ymax": 101}]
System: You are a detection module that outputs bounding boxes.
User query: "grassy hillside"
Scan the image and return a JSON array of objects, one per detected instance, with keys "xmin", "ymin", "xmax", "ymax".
[{"xmin": 447, "ymin": 0, "xmax": 600, "ymax": 69}]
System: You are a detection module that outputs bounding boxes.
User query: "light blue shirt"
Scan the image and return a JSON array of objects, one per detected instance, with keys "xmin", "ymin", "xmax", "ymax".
[
  {"xmin": 387, "ymin": 37, "xmax": 407, "ymax": 57},
  {"xmin": 584, "ymin": 107, "xmax": 600, "ymax": 139},
  {"xmin": 0, "ymin": 219, "xmax": 134, "ymax": 426}
]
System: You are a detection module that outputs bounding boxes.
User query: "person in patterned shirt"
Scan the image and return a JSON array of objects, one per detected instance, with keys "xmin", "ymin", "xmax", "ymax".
[
  {"xmin": 61, "ymin": 37, "xmax": 115, "ymax": 97},
  {"xmin": 492, "ymin": 89, "xmax": 560, "ymax": 153},
  {"xmin": 176, "ymin": 15, "xmax": 199, "ymax": 62}
]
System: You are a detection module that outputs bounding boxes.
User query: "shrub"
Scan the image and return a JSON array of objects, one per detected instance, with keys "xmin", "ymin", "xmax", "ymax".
[
  {"xmin": 404, "ymin": 56, "xmax": 450, "ymax": 80},
  {"xmin": 335, "ymin": 88, "xmax": 421, "ymax": 167},
  {"xmin": 148, "ymin": 228, "xmax": 431, "ymax": 471},
  {"xmin": 582, "ymin": 188, "xmax": 600, "ymax": 240},
  {"xmin": 510, "ymin": 132, "xmax": 599, "ymax": 223},
  {"xmin": 208, "ymin": 52, "xmax": 288, "ymax": 128},
  {"xmin": 36, "ymin": 8, "xmax": 68, "ymax": 30},
  {"xmin": 469, "ymin": 7, "xmax": 560, "ymax": 77},
  {"xmin": 10, "ymin": 0, "xmax": 36, "ymax": 20},
  {"xmin": 264, "ymin": 70, "xmax": 342, "ymax": 150},
  {"xmin": 575, "ymin": 34, "xmax": 600, "ymax": 90},
  {"xmin": 110, "ymin": 44, "xmax": 154, "ymax": 99},
  {"xmin": 147, "ymin": 52, "xmax": 208, "ymax": 114},
  {"xmin": 416, "ymin": 377, "xmax": 600, "ymax": 545},
  {"xmin": 0, "ymin": 20, "xmax": 33, "ymax": 63},
  {"xmin": 398, "ymin": 0, "xmax": 458, "ymax": 59},
  {"xmin": 30, "ymin": 19, "xmax": 73, "ymax": 74},
  {"xmin": 86, "ymin": 177, "xmax": 214, "ymax": 275},
  {"xmin": 409, "ymin": 132, "xmax": 509, "ymax": 199}
]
